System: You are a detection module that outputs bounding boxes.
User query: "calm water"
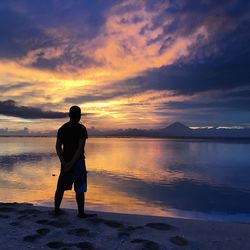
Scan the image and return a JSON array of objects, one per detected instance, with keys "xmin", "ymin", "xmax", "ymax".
[{"xmin": 0, "ymin": 137, "xmax": 250, "ymax": 221}]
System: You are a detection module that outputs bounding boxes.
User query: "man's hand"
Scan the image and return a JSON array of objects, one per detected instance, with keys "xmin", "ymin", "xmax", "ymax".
[{"xmin": 62, "ymin": 161, "xmax": 72, "ymax": 172}]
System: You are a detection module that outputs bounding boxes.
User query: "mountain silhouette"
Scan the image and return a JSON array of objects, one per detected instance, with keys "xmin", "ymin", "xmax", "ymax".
[{"xmin": 158, "ymin": 122, "xmax": 191, "ymax": 136}]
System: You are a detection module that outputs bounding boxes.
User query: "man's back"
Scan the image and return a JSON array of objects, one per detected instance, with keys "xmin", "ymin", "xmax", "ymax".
[
  {"xmin": 54, "ymin": 105, "xmax": 95, "ymax": 217},
  {"xmin": 57, "ymin": 121, "xmax": 88, "ymax": 162}
]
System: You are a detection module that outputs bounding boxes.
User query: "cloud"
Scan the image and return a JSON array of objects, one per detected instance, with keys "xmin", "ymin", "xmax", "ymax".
[
  {"xmin": 119, "ymin": 60, "xmax": 250, "ymax": 95},
  {"xmin": 0, "ymin": 100, "xmax": 67, "ymax": 119},
  {"xmin": 0, "ymin": 82, "xmax": 32, "ymax": 93},
  {"xmin": 64, "ymin": 83, "xmax": 138, "ymax": 104},
  {"xmin": 112, "ymin": 2, "xmax": 250, "ymax": 96},
  {"xmin": 155, "ymin": 86, "xmax": 250, "ymax": 126},
  {"xmin": 65, "ymin": 94, "xmax": 121, "ymax": 104},
  {"xmin": 167, "ymin": 98, "xmax": 250, "ymax": 112},
  {"xmin": 0, "ymin": 0, "xmax": 117, "ymax": 71},
  {"xmin": 0, "ymin": 8, "xmax": 55, "ymax": 59},
  {"xmin": 90, "ymin": 0, "xmax": 207, "ymax": 80},
  {"xmin": 29, "ymin": 50, "xmax": 103, "ymax": 71}
]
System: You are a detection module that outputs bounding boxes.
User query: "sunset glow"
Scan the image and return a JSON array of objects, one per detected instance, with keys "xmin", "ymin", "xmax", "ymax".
[{"xmin": 0, "ymin": 0, "xmax": 249, "ymax": 132}]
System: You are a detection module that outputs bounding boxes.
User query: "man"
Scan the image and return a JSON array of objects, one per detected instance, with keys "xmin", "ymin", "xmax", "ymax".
[{"xmin": 54, "ymin": 105, "xmax": 94, "ymax": 218}]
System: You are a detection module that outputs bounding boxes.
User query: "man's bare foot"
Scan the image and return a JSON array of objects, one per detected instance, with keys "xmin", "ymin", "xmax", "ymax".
[{"xmin": 52, "ymin": 208, "xmax": 65, "ymax": 216}]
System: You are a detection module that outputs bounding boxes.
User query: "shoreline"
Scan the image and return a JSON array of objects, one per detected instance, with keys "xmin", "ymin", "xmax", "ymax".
[
  {"xmin": 36, "ymin": 201, "xmax": 250, "ymax": 224},
  {"xmin": 1, "ymin": 202, "xmax": 250, "ymax": 249}
]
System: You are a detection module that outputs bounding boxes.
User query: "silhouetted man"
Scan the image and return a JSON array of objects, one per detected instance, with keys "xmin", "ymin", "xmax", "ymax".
[{"xmin": 54, "ymin": 106, "xmax": 95, "ymax": 218}]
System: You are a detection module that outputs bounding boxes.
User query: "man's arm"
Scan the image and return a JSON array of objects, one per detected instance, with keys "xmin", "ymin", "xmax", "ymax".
[
  {"xmin": 64, "ymin": 138, "xmax": 86, "ymax": 172},
  {"xmin": 56, "ymin": 137, "xmax": 66, "ymax": 166}
]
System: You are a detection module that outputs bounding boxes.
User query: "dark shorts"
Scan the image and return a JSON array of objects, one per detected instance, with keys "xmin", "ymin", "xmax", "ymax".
[{"xmin": 57, "ymin": 160, "xmax": 87, "ymax": 193}]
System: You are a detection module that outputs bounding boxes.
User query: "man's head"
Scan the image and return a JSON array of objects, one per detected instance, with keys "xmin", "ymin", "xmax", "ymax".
[{"xmin": 69, "ymin": 105, "xmax": 81, "ymax": 122}]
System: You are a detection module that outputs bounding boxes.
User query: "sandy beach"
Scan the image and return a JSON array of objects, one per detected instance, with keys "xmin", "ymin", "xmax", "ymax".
[{"xmin": 0, "ymin": 202, "xmax": 250, "ymax": 250}]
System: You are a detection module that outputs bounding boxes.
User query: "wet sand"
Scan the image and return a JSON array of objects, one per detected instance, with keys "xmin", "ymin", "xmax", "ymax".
[{"xmin": 0, "ymin": 202, "xmax": 250, "ymax": 249}]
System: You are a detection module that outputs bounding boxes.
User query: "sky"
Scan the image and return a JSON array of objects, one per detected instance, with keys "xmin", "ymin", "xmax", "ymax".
[{"xmin": 0, "ymin": 0, "xmax": 249, "ymax": 132}]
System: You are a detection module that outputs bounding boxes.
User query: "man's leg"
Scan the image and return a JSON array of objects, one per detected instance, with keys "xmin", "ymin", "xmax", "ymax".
[
  {"xmin": 76, "ymin": 192, "xmax": 85, "ymax": 215},
  {"xmin": 76, "ymin": 192, "xmax": 97, "ymax": 218},
  {"xmin": 54, "ymin": 188, "xmax": 64, "ymax": 213}
]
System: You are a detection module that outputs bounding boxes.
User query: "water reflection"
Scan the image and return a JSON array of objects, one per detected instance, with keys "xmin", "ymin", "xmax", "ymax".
[
  {"xmin": 90, "ymin": 171, "xmax": 250, "ymax": 214},
  {"xmin": 0, "ymin": 137, "xmax": 250, "ymax": 221},
  {"xmin": 0, "ymin": 152, "xmax": 56, "ymax": 170}
]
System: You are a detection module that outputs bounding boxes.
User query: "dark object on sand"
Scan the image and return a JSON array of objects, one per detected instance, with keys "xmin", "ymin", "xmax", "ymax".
[
  {"xmin": 47, "ymin": 241, "xmax": 95, "ymax": 250},
  {"xmin": 37, "ymin": 228, "xmax": 50, "ymax": 236},
  {"xmin": 170, "ymin": 235, "xmax": 188, "ymax": 246},
  {"xmin": 23, "ymin": 234, "xmax": 41, "ymax": 242},
  {"xmin": 77, "ymin": 213, "xmax": 97, "ymax": 218},
  {"xmin": 67, "ymin": 228, "xmax": 90, "ymax": 237},
  {"xmin": 145, "ymin": 222, "xmax": 171, "ymax": 230},
  {"xmin": 131, "ymin": 238, "xmax": 160, "ymax": 250}
]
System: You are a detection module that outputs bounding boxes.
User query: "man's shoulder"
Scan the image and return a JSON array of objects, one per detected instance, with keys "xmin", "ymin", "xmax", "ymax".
[
  {"xmin": 78, "ymin": 123, "xmax": 87, "ymax": 130},
  {"xmin": 58, "ymin": 122, "xmax": 70, "ymax": 133}
]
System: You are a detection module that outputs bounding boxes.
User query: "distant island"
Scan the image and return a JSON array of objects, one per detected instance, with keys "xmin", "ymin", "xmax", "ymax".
[
  {"xmin": 1, "ymin": 122, "xmax": 250, "ymax": 139},
  {"xmin": 87, "ymin": 122, "xmax": 250, "ymax": 139}
]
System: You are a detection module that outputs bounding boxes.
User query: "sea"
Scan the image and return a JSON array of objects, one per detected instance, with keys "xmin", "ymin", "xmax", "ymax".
[{"xmin": 0, "ymin": 137, "xmax": 250, "ymax": 221}]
